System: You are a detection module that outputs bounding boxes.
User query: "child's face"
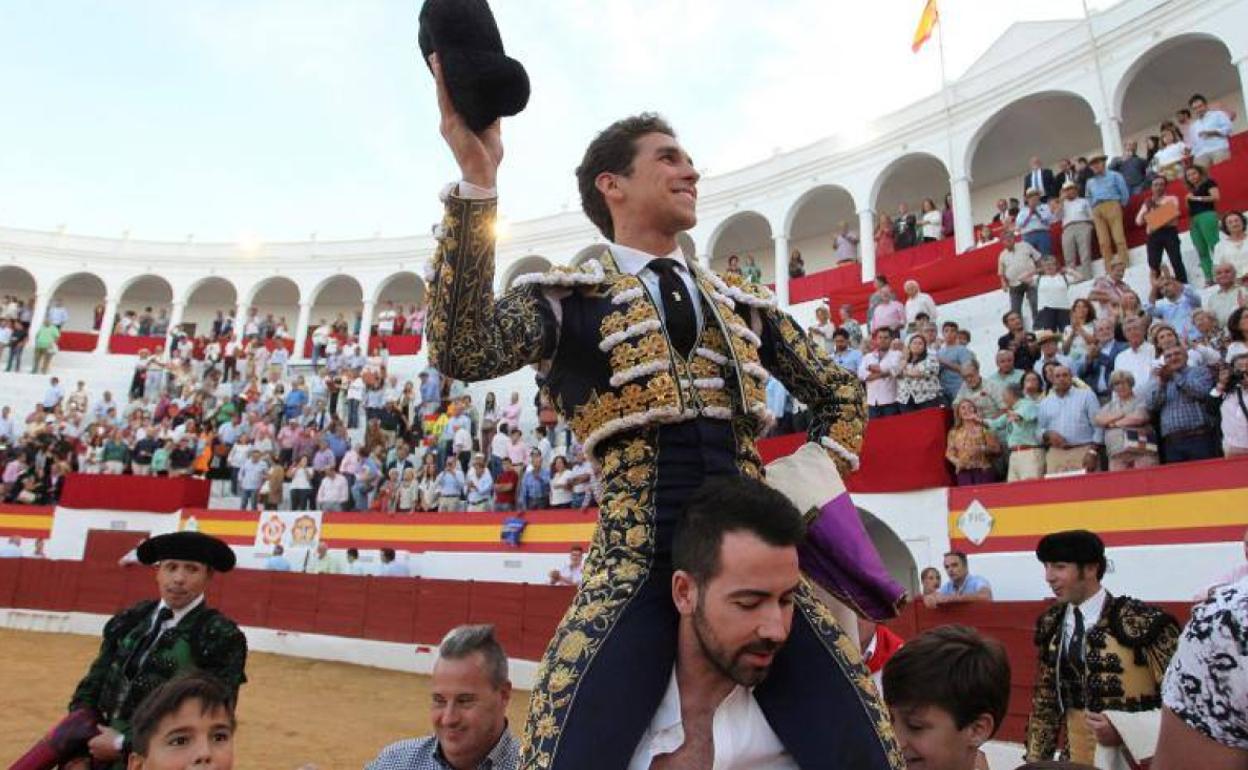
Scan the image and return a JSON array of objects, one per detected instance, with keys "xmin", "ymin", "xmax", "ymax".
[
  {"xmin": 129, "ymin": 701, "xmax": 234, "ymax": 770},
  {"xmin": 889, "ymin": 704, "xmax": 984, "ymax": 770}
]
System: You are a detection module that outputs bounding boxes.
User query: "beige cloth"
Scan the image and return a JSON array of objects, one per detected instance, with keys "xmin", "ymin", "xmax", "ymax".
[
  {"xmin": 1008, "ymin": 447, "xmax": 1045, "ymax": 480},
  {"xmin": 1045, "ymin": 445, "xmax": 1091, "ymax": 475},
  {"xmin": 1066, "ymin": 708, "xmax": 1099, "ymax": 765}
]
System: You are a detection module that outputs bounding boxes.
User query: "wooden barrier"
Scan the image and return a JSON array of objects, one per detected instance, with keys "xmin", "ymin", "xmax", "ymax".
[{"xmin": 0, "ymin": 557, "xmax": 1191, "ymax": 742}]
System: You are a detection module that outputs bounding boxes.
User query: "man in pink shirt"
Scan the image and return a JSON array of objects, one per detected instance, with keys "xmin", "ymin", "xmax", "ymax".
[
  {"xmin": 869, "ymin": 286, "xmax": 906, "ymax": 335},
  {"xmin": 857, "ymin": 327, "xmax": 904, "ymax": 418}
]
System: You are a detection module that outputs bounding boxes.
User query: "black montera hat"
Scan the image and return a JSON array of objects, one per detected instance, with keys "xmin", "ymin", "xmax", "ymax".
[
  {"xmin": 1035, "ymin": 529, "xmax": 1105, "ymax": 567},
  {"xmin": 418, "ymin": 0, "xmax": 530, "ymax": 132},
  {"xmin": 137, "ymin": 531, "xmax": 237, "ymax": 572}
]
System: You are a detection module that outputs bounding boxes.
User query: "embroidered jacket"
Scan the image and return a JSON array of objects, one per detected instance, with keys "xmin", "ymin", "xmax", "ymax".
[
  {"xmin": 69, "ymin": 598, "xmax": 248, "ymax": 768},
  {"xmin": 424, "ymin": 194, "xmax": 866, "ymax": 473},
  {"xmin": 1024, "ymin": 594, "xmax": 1179, "ymax": 762}
]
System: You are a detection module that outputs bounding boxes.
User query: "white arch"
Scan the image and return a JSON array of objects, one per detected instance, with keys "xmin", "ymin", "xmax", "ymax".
[
  {"xmin": 117, "ymin": 274, "xmax": 174, "ymax": 304},
  {"xmin": 0, "ymin": 265, "xmax": 38, "ymax": 295},
  {"xmin": 181, "ymin": 275, "xmax": 239, "ymax": 307},
  {"xmin": 705, "ymin": 210, "xmax": 773, "ymax": 261},
  {"xmin": 868, "ymin": 151, "xmax": 950, "ymax": 213},
  {"xmin": 1112, "ymin": 32, "xmax": 1237, "ymax": 126},
  {"xmin": 244, "ymin": 275, "xmax": 301, "ymax": 307},
  {"xmin": 782, "ymin": 184, "xmax": 858, "ymax": 238},
  {"xmin": 962, "ymin": 89, "xmax": 1100, "ymax": 180},
  {"xmin": 307, "ymin": 273, "xmax": 363, "ymax": 307},
  {"xmin": 46, "ymin": 271, "xmax": 108, "ymax": 301},
  {"xmin": 372, "ymin": 271, "xmax": 427, "ymax": 305}
]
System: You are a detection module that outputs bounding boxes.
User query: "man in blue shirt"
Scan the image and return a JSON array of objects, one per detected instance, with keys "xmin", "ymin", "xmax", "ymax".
[
  {"xmin": 1085, "ymin": 155, "xmax": 1131, "ymax": 269},
  {"xmin": 936, "ymin": 322, "xmax": 975, "ymax": 404},
  {"xmin": 830, "ymin": 328, "xmax": 862, "ymax": 374},
  {"xmin": 264, "ymin": 544, "xmax": 292, "ymax": 572},
  {"xmin": 1038, "ymin": 365, "xmax": 1103, "ymax": 475},
  {"xmin": 1147, "ymin": 275, "xmax": 1202, "ymax": 340},
  {"xmin": 517, "ymin": 450, "xmax": 551, "ymax": 511},
  {"xmin": 436, "ymin": 456, "xmax": 465, "ymax": 512},
  {"xmin": 419, "ymin": 367, "xmax": 443, "ymax": 418},
  {"xmin": 923, "ymin": 550, "xmax": 993, "ymax": 607},
  {"xmin": 1148, "ymin": 344, "xmax": 1218, "ymax": 463},
  {"xmin": 283, "ymin": 379, "xmax": 308, "ymax": 421}
]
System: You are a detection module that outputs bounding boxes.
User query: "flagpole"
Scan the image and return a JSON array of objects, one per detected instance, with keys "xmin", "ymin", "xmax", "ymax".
[{"xmin": 935, "ymin": 2, "xmax": 958, "ymax": 247}]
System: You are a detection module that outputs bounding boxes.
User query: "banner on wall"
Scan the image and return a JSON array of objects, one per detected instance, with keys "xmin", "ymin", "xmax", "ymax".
[{"xmin": 253, "ymin": 510, "xmax": 323, "ymax": 552}]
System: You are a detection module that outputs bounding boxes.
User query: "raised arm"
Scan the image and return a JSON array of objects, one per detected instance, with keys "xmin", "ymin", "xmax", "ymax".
[{"xmin": 422, "ymin": 55, "xmax": 557, "ymax": 381}]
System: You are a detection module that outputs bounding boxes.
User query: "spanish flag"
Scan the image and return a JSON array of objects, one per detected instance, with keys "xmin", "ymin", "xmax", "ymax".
[{"xmin": 912, "ymin": 0, "xmax": 939, "ymax": 53}]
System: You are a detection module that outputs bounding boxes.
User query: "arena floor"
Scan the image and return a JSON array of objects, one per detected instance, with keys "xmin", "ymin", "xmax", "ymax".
[{"xmin": 0, "ymin": 628, "xmax": 532, "ymax": 769}]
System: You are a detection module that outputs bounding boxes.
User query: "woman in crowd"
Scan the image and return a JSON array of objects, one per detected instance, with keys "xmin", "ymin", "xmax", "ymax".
[
  {"xmin": 396, "ymin": 466, "xmax": 420, "ymax": 513},
  {"xmin": 1137, "ymin": 174, "xmax": 1188, "ymax": 283},
  {"xmin": 501, "ymin": 391, "xmax": 522, "ymax": 432},
  {"xmin": 262, "ymin": 459, "xmax": 286, "ymax": 510},
  {"xmin": 920, "ymin": 198, "xmax": 943, "ymax": 243},
  {"xmin": 1215, "ymin": 353, "xmax": 1248, "ymax": 457},
  {"xmin": 945, "ymin": 400, "xmax": 1001, "ymax": 486},
  {"xmin": 1095, "ymin": 370, "xmax": 1157, "ymax": 472},
  {"xmin": 919, "ymin": 567, "xmax": 942, "ymax": 597},
  {"xmin": 1184, "ymin": 164, "xmax": 1221, "ymax": 283},
  {"xmin": 810, "ymin": 305, "xmax": 836, "ymax": 354},
  {"xmin": 941, "ymin": 193, "xmax": 955, "ymax": 239},
  {"xmin": 898, "ymin": 334, "xmax": 944, "ymax": 412},
  {"xmin": 1148, "ymin": 125, "xmax": 1189, "ymax": 180},
  {"xmin": 1117, "ymin": 290, "xmax": 1149, "ymax": 333},
  {"xmin": 1033, "ymin": 257, "xmax": 1076, "ymax": 332},
  {"xmin": 1062, "ymin": 298, "xmax": 1097, "ymax": 368},
  {"xmin": 1021, "ymin": 369, "xmax": 1047, "ymax": 399},
  {"xmin": 287, "ymin": 456, "xmax": 315, "ymax": 511},
  {"xmin": 875, "ymin": 212, "xmax": 896, "ymax": 258},
  {"xmin": 1191, "ymin": 309, "xmax": 1229, "ymax": 362},
  {"xmin": 742, "ymin": 254, "xmax": 763, "ymax": 284},
  {"xmin": 417, "ymin": 455, "xmax": 441, "ymax": 512},
  {"xmin": 549, "ymin": 455, "xmax": 574, "ymax": 509},
  {"xmin": 1212, "ymin": 210, "xmax": 1248, "ymax": 276},
  {"xmin": 373, "ymin": 468, "xmax": 401, "ymax": 513}
]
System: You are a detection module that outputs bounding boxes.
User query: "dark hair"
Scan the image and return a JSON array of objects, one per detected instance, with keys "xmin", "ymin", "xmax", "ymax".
[
  {"xmin": 944, "ymin": 550, "xmax": 968, "ymax": 567},
  {"xmin": 882, "ymin": 625, "xmax": 1010, "ymax": 735},
  {"xmin": 906, "ymin": 334, "xmax": 928, "ymax": 363},
  {"xmin": 439, "ymin": 624, "xmax": 509, "ymax": 688},
  {"xmin": 381, "ymin": 547, "xmax": 396, "ymax": 562},
  {"xmin": 1070, "ymin": 298, "xmax": 1096, "ymax": 322},
  {"xmin": 832, "ymin": 328, "xmax": 849, "ymax": 339},
  {"xmin": 129, "ymin": 675, "xmax": 236, "ymax": 756},
  {"xmin": 1230, "ymin": 307, "xmax": 1247, "ymax": 343},
  {"xmin": 876, "ymin": 274, "xmax": 890, "ymax": 287},
  {"xmin": 673, "ymin": 476, "xmax": 805, "ymax": 584},
  {"xmin": 346, "ymin": 547, "xmax": 359, "ymax": 558},
  {"xmin": 1002, "ymin": 311, "xmax": 1020, "ymax": 325},
  {"xmin": 1189, "ymin": 93, "xmax": 1207, "ymax": 106},
  {"xmin": 576, "ymin": 113, "xmax": 677, "ymax": 240},
  {"xmin": 1220, "ymin": 210, "xmax": 1246, "ymax": 235}
]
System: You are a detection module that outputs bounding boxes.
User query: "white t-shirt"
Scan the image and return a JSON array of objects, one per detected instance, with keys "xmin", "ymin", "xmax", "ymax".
[
  {"xmin": 490, "ymin": 431, "xmax": 511, "ymax": 460},
  {"xmin": 550, "ymin": 469, "xmax": 574, "ymax": 506},
  {"xmin": 628, "ymin": 669, "xmax": 795, "ymax": 770},
  {"xmin": 921, "ymin": 210, "xmax": 943, "ymax": 240},
  {"xmin": 1036, "ymin": 274, "xmax": 1071, "ymax": 311}
]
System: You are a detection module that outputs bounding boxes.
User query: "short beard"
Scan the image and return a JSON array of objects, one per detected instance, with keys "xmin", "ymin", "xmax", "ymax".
[{"xmin": 691, "ymin": 594, "xmax": 780, "ymax": 688}]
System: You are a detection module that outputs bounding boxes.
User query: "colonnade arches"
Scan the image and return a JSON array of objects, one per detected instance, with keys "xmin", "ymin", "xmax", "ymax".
[
  {"xmin": 965, "ymin": 90, "xmax": 1100, "ymax": 225},
  {"xmin": 784, "ymin": 185, "xmax": 858, "ymax": 276},
  {"xmin": 47, "ymin": 272, "xmax": 107, "ymax": 333},
  {"xmin": 1115, "ymin": 33, "xmax": 1245, "ymax": 142},
  {"xmin": 183, "ymin": 277, "xmax": 239, "ymax": 338},
  {"xmin": 115, "ymin": 275, "xmax": 173, "ymax": 335},
  {"xmin": 707, "ymin": 211, "xmax": 772, "ymax": 276}
]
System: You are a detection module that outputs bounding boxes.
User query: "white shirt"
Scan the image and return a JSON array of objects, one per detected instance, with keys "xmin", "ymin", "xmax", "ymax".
[
  {"xmin": 904, "ymin": 293, "xmax": 938, "ymax": 325},
  {"xmin": 1190, "ymin": 109, "xmax": 1232, "ymax": 156},
  {"xmin": 609, "ymin": 244, "xmax": 705, "ymax": 333},
  {"xmin": 628, "ymin": 669, "xmax": 795, "ymax": 770},
  {"xmin": 1062, "ymin": 587, "xmax": 1107, "ymax": 651},
  {"xmin": 1114, "ymin": 343, "xmax": 1157, "ymax": 395},
  {"xmin": 490, "ymin": 431, "xmax": 511, "ymax": 460},
  {"xmin": 858, "ymin": 349, "xmax": 903, "ymax": 406}
]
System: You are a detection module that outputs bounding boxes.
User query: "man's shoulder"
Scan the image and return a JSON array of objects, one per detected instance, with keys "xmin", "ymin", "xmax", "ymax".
[
  {"xmin": 510, "ymin": 259, "xmax": 608, "ymax": 290},
  {"xmin": 108, "ymin": 598, "xmax": 159, "ymax": 631},
  {"xmin": 706, "ymin": 270, "xmax": 777, "ymax": 309},
  {"xmin": 1104, "ymin": 595, "xmax": 1180, "ymax": 649},
  {"xmin": 1033, "ymin": 601, "xmax": 1066, "ymax": 647},
  {"xmin": 366, "ymin": 735, "xmax": 437, "ymax": 768}
]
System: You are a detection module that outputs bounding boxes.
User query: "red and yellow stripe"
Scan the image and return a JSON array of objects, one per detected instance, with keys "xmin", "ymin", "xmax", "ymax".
[
  {"xmin": 0, "ymin": 505, "xmax": 54, "ymax": 539},
  {"xmin": 186, "ymin": 508, "xmax": 597, "ymax": 553},
  {"xmin": 949, "ymin": 456, "xmax": 1248, "ymax": 553}
]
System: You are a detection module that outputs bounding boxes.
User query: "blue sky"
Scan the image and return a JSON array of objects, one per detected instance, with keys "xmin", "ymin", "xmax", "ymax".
[{"xmin": 0, "ymin": 0, "xmax": 1114, "ymax": 242}]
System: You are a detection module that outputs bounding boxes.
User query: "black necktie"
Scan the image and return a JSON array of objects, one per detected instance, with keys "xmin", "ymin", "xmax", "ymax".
[
  {"xmin": 1069, "ymin": 606, "xmax": 1086, "ymax": 669},
  {"xmin": 648, "ymin": 258, "xmax": 697, "ymax": 358},
  {"xmin": 125, "ymin": 606, "xmax": 175, "ymax": 679}
]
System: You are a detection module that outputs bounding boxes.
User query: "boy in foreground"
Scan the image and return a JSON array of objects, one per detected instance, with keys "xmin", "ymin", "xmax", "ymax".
[
  {"xmin": 883, "ymin": 625, "xmax": 1010, "ymax": 770},
  {"xmin": 125, "ymin": 675, "xmax": 236, "ymax": 770}
]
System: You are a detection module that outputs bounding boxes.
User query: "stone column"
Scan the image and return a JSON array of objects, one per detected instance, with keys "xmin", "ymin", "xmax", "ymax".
[
  {"xmin": 1098, "ymin": 114, "xmax": 1123, "ymax": 160},
  {"xmin": 857, "ymin": 208, "xmax": 877, "ymax": 284},
  {"xmin": 94, "ymin": 296, "xmax": 118, "ymax": 354},
  {"xmin": 359, "ymin": 299, "xmax": 376, "ymax": 357},
  {"xmin": 293, "ymin": 301, "xmax": 313, "ymax": 361},
  {"xmin": 773, "ymin": 234, "xmax": 790, "ymax": 307},
  {"xmin": 231, "ymin": 303, "xmax": 247, "ymax": 342},
  {"xmin": 951, "ymin": 175, "xmax": 975, "ymax": 254}
]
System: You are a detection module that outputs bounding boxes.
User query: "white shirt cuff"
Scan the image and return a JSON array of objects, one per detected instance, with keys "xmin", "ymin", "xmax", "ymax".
[{"xmin": 439, "ymin": 180, "xmax": 498, "ymax": 202}]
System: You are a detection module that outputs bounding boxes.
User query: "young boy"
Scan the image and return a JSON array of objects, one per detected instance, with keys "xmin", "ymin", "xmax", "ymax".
[
  {"xmin": 882, "ymin": 625, "xmax": 1011, "ymax": 770},
  {"xmin": 125, "ymin": 675, "xmax": 236, "ymax": 770}
]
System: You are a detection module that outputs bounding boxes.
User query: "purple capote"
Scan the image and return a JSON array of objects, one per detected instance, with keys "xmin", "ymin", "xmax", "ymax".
[
  {"xmin": 9, "ymin": 707, "xmax": 102, "ymax": 770},
  {"xmin": 798, "ymin": 491, "xmax": 907, "ymax": 621}
]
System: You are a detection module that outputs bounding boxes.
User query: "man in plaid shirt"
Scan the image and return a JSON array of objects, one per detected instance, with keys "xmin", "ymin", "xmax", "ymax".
[
  {"xmin": 1148, "ymin": 344, "xmax": 1218, "ymax": 463},
  {"xmin": 366, "ymin": 624, "xmax": 518, "ymax": 770}
]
